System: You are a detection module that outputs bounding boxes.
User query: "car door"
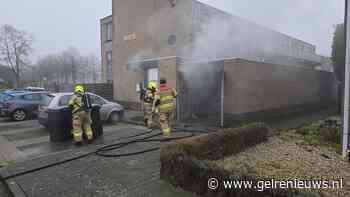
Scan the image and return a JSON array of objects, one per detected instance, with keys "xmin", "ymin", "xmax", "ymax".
[
  {"xmin": 30, "ymin": 93, "xmax": 43, "ymax": 115},
  {"xmin": 21, "ymin": 94, "xmax": 37, "ymax": 114},
  {"xmin": 89, "ymin": 94, "xmax": 109, "ymax": 120}
]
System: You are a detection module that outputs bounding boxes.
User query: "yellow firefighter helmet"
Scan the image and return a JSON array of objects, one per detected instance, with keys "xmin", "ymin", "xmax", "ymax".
[
  {"xmin": 147, "ymin": 81, "xmax": 158, "ymax": 90},
  {"xmin": 74, "ymin": 85, "xmax": 85, "ymax": 95}
]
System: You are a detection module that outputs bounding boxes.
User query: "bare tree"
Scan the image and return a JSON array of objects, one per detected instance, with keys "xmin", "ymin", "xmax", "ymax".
[
  {"xmin": 30, "ymin": 47, "xmax": 100, "ymax": 87},
  {"xmin": 85, "ymin": 53, "xmax": 100, "ymax": 83},
  {"xmin": 0, "ymin": 25, "xmax": 33, "ymax": 88},
  {"xmin": 61, "ymin": 46, "xmax": 82, "ymax": 83},
  {"xmin": 36, "ymin": 54, "xmax": 60, "ymax": 87}
]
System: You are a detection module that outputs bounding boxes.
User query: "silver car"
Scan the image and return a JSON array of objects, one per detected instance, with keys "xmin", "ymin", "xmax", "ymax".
[{"xmin": 38, "ymin": 92, "xmax": 124, "ymax": 127}]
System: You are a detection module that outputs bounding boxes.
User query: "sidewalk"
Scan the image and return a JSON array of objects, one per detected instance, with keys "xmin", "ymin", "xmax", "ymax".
[
  {"xmin": 124, "ymin": 108, "xmax": 337, "ymax": 130},
  {"xmin": 0, "ymin": 135, "xmax": 25, "ymax": 166}
]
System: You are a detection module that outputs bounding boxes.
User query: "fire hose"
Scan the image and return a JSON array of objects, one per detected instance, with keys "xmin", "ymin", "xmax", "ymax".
[{"xmin": 1, "ymin": 127, "xmax": 207, "ymax": 180}]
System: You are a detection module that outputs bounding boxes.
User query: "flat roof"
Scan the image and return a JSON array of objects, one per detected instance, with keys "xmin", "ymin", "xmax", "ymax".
[
  {"xmin": 100, "ymin": 14, "xmax": 112, "ymax": 22},
  {"xmin": 194, "ymin": 0, "xmax": 316, "ymax": 48},
  {"xmin": 127, "ymin": 56, "xmax": 186, "ymax": 65}
]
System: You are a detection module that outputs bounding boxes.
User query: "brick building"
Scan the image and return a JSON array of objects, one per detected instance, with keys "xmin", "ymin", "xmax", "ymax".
[
  {"xmin": 100, "ymin": 15, "xmax": 113, "ymax": 83},
  {"xmin": 100, "ymin": 0, "xmax": 336, "ymax": 124}
]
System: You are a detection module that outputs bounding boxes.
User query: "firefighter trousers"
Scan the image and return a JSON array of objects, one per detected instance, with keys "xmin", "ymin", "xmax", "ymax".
[
  {"xmin": 72, "ymin": 111, "xmax": 93, "ymax": 142},
  {"xmin": 144, "ymin": 102, "xmax": 154, "ymax": 129},
  {"xmin": 144, "ymin": 111, "xmax": 155, "ymax": 129},
  {"xmin": 159, "ymin": 112, "xmax": 173, "ymax": 136}
]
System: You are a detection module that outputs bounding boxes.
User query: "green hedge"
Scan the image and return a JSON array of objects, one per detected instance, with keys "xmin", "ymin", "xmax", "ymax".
[{"xmin": 160, "ymin": 123, "xmax": 279, "ymax": 197}]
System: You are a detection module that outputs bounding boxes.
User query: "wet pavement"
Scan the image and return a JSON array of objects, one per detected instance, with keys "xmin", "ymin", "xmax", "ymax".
[
  {"xmin": 0, "ymin": 116, "xmax": 149, "ymax": 161},
  {"xmin": 0, "ymin": 108, "xmax": 337, "ymax": 197},
  {"xmin": 0, "ymin": 115, "xmax": 197, "ymax": 197},
  {"xmin": 0, "ymin": 181, "xmax": 12, "ymax": 197}
]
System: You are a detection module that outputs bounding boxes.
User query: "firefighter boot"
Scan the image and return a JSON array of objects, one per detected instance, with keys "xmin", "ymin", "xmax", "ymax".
[{"xmin": 83, "ymin": 112, "xmax": 94, "ymax": 143}]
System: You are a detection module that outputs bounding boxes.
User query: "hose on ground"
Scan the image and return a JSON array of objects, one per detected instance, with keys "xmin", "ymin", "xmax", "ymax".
[
  {"xmin": 95, "ymin": 131, "xmax": 195, "ymax": 157},
  {"xmin": 1, "ymin": 126, "xmax": 203, "ymax": 180}
]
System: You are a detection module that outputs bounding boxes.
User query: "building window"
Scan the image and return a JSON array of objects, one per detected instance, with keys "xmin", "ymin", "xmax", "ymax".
[
  {"xmin": 106, "ymin": 22, "xmax": 112, "ymax": 42},
  {"xmin": 106, "ymin": 51, "xmax": 113, "ymax": 82},
  {"xmin": 168, "ymin": 34, "xmax": 177, "ymax": 46}
]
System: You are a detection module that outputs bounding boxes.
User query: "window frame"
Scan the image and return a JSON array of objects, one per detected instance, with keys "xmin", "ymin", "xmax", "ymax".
[
  {"xmin": 58, "ymin": 95, "xmax": 73, "ymax": 106},
  {"xmin": 22, "ymin": 94, "xmax": 34, "ymax": 101},
  {"xmin": 106, "ymin": 51, "xmax": 113, "ymax": 82},
  {"xmin": 89, "ymin": 94, "xmax": 107, "ymax": 105},
  {"xmin": 106, "ymin": 22, "xmax": 112, "ymax": 42}
]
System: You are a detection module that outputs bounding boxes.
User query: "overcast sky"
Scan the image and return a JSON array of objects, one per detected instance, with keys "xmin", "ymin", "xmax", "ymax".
[{"xmin": 0, "ymin": 0, "xmax": 344, "ymax": 63}]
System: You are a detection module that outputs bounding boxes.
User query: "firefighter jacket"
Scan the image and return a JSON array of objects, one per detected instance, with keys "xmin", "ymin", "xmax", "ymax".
[
  {"xmin": 154, "ymin": 84, "xmax": 178, "ymax": 113},
  {"xmin": 143, "ymin": 89, "xmax": 155, "ymax": 112},
  {"xmin": 68, "ymin": 94, "xmax": 86, "ymax": 114}
]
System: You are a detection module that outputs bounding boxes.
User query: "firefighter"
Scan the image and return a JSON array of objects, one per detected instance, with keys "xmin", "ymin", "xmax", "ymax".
[
  {"xmin": 68, "ymin": 85, "xmax": 93, "ymax": 145},
  {"xmin": 143, "ymin": 81, "xmax": 158, "ymax": 131},
  {"xmin": 154, "ymin": 77, "xmax": 178, "ymax": 136}
]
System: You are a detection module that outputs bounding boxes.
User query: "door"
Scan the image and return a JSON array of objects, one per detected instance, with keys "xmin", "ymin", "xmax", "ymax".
[
  {"xmin": 147, "ymin": 68, "xmax": 159, "ymax": 83},
  {"xmin": 89, "ymin": 93, "xmax": 109, "ymax": 120},
  {"xmin": 32, "ymin": 93, "xmax": 44, "ymax": 115},
  {"xmin": 22, "ymin": 93, "xmax": 42, "ymax": 115}
]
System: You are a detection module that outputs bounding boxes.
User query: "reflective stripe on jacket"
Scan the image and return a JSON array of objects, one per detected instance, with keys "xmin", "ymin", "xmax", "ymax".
[
  {"xmin": 157, "ymin": 84, "xmax": 177, "ymax": 113},
  {"xmin": 143, "ymin": 90, "xmax": 155, "ymax": 112},
  {"xmin": 68, "ymin": 94, "xmax": 84, "ymax": 114}
]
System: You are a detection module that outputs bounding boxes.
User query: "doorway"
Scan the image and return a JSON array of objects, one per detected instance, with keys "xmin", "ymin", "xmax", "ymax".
[
  {"xmin": 177, "ymin": 60, "xmax": 224, "ymax": 127},
  {"xmin": 146, "ymin": 68, "xmax": 159, "ymax": 83}
]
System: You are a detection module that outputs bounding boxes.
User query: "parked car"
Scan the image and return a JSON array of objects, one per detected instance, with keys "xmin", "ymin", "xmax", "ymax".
[
  {"xmin": 38, "ymin": 92, "xmax": 124, "ymax": 127},
  {"xmin": 0, "ymin": 91, "xmax": 49, "ymax": 121},
  {"xmin": 0, "ymin": 92, "xmax": 15, "ymax": 116},
  {"xmin": 24, "ymin": 87, "xmax": 46, "ymax": 92},
  {"xmin": 0, "ymin": 90, "xmax": 26, "ymax": 98}
]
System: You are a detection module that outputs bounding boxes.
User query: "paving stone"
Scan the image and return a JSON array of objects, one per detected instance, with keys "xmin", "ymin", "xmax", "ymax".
[
  {"xmin": 0, "ymin": 180, "xmax": 12, "ymax": 197},
  {"xmin": 0, "ymin": 128, "xmax": 197, "ymax": 197},
  {"xmin": 0, "ymin": 120, "xmax": 39, "ymax": 132},
  {"xmin": 0, "ymin": 136, "xmax": 25, "ymax": 163}
]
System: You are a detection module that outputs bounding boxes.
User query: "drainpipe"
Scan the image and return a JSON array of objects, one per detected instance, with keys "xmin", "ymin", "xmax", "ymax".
[
  {"xmin": 220, "ymin": 69, "xmax": 225, "ymax": 128},
  {"xmin": 342, "ymin": 0, "xmax": 350, "ymax": 158}
]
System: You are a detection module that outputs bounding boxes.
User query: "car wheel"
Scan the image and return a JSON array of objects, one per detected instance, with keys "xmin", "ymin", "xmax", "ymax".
[
  {"xmin": 109, "ymin": 111, "xmax": 122, "ymax": 124},
  {"xmin": 12, "ymin": 109, "xmax": 27, "ymax": 121}
]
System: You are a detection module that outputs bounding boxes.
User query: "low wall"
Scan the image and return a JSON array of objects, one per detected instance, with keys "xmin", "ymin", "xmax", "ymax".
[{"xmin": 223, "ymin": 58, "xmax": 337, "ymax": 118}]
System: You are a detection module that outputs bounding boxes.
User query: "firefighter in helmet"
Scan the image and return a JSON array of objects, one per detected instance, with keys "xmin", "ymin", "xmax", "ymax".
[
  {"xmin": 68, "ymin": 85, "xmax": 93, "ymax": 145},
  {"xmin": 143, "ymin": 81, "xmax": 158, "ymax": 131},
  {"xmin": 154, "ymin": 78, "xmax": 178, "ymax": 136}
]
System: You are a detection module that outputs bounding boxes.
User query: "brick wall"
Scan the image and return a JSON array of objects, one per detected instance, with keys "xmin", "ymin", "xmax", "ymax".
[
  {"xmin": 112, "ymin": 0, "xmax": 194, "ymax": 103},
  {"xmin": 223, "ymin": 58, "xmax": 337, "ymax": 117}
]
